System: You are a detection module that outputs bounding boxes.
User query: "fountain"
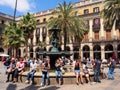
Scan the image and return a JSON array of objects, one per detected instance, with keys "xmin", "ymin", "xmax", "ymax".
[{"xmin": 39, "ymin": 26, "xmax": 72, "ymax": 69}]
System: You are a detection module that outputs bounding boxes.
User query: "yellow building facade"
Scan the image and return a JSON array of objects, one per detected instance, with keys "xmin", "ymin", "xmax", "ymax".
[{"xmin": 1, "ymin": 0, "xmax": 120, "ymax": 60}]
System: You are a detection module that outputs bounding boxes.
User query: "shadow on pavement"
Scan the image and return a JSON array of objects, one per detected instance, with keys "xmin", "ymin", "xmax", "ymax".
[
  {"xmin": 20, "ymin": 85, "xmax": 40, "ymax": 90},
  {"xmin": 6, "ymin": 83, "xmax": 17, "ymax": 90},
  {"xmin": 40, "ymin": 86, "xmax": 60, "ymax": 90}
]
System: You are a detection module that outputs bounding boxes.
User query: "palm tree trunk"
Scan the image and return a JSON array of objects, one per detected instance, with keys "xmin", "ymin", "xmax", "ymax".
[{"xmin": 14, "ymin": 0, "xmax": 17, "ymax": 21}]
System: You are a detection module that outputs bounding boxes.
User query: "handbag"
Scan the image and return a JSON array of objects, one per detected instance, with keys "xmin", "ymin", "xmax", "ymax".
[
  {"xmin": 7, "ymin": 68, "xmax": 12, "ymax": 73},
  {"xmin": 60, "ymin": 67, "xmax": 65, "ymax": 74}
]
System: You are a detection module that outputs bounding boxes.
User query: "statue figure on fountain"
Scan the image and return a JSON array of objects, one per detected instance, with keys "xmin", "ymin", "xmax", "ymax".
[
  {"xmin": 52, "ymin": 33, "xmax": 59, "ymax": 48},
  {"xmin": 50, "ymin": 25, "xmax": 60, "ymax": 52}
]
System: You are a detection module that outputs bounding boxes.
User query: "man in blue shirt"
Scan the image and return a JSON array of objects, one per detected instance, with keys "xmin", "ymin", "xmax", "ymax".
[{"xmin": 93, "ymin": 57, "xmax": 101, "ymax": 83}]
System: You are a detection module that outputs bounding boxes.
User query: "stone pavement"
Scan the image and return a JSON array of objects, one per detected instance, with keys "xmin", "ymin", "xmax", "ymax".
[{"xmin": 0, "ymin": 61, "xmax": 120, "ymax": 90}]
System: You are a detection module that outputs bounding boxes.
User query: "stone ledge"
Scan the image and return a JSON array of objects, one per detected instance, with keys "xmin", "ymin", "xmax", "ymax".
[{"xmin": 18, "ymin": 71, "xmax": 96, "ymax": 85}]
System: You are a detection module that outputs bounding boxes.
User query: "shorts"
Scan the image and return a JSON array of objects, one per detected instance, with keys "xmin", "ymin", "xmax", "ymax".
[
  {"xmin": 85, "ymin": 74, "xmax": 89, "ymax": 77},
  {"xmin": 74, "ymin": 70, "xmax": 80, "ymax": 74}
]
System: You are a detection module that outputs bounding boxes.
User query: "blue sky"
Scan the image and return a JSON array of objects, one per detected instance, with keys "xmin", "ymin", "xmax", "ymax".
[{"xmin": 0, "ymin": 0, "xmax": 81, "ymax": 17}]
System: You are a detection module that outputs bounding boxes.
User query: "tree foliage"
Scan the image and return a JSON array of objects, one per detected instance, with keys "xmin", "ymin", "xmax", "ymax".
[
  {"xmin": 47, "ymin": 1, "xmax": 88, "ymax": 50},
  {"xmin": 102, "ymin": 0, "xmax": 120, "ymax": 29}
]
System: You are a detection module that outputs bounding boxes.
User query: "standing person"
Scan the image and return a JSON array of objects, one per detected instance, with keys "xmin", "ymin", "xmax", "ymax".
[
  {"xmin": 25, "ymin": 58, "xmax": 37, "ymax": 84},
  {"xmin": 107, "ymin": 57, "xmax": 116, "ymax": 80},
  {"xmin": 55, "ymin": 59, "xmax": 63, "ymax": 85},
  {"xmin": 93, "ymin": 57, "xmax": 101, "ymax": 83},
  {"xmin": 6, "ymin": 58, "xmax": 16, "ymax": 82},
  {"xmin": 73, "ymin": 56, "xmax": 83, "ymax": 85},
  {"xmin": 41, "ymin": 57, "xmax": 50, "ymax": 86},
  {"xmin": 13, "ymin": 58, "xmax": 25, "ymax": 83},
  {"xmin": 3, "ymin": 57, "xmax": 10, "ymax": 74}
]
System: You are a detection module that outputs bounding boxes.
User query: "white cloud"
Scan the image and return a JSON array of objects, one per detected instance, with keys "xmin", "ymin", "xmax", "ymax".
[{"xmin": 0, "ymin": 0, "xmax": 36, "ymax": 13}]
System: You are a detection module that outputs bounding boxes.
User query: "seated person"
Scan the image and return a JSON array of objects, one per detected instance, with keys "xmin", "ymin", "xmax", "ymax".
[
  {"xmin": 83, "ymin": 65, "xmax": 92, "ymax": 85},
  {"xmin": 6, "ymin": 58, "xmax": 16, "ymax": 82},
  {"xmin": 25, "ymin": 58, "xmax": 37, "ymax": 84},
  {"xmin": 55, "ymin": 59, "xmax": 63, "ymax": 85},
  {"xmin": 41, "ymin": 57, "xmax": 50, "ymax": 86},
  {"xmin": 13, "ymin": 58, "xmax": 25, "ymax": 83}
]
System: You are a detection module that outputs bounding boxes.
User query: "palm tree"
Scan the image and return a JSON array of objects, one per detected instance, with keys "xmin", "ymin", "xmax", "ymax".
[
  {"xmin": 19, "ymin": 13, "xmax": 36, "ymax": 58},
  {"xmin": 102, "ymin": 0, "xmax": 120, "ymax": 29},
  {"xmin": 2, "ymin": 22, "xmax": 25, "ymax": 57},
  {"xmin": 47, "ymin": 1, "xmax": 88, "ymax": 51}
]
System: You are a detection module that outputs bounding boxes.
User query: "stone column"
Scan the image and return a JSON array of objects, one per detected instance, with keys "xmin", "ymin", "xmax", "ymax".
[
  {"xmin": 113, "ymin": 21, "xmax": 117, "ymax": 40},
  {"xmin": 90, "ymin": 44, "xmax": 93, "ymax": 59},
  {"xmin": 46, "ymin": 28, "xmax": 49, "ymax": 45},
  {"xmin": 100, "ymin": 18, "xmax": 104, "ymax": 40},
  {"xmin": 80, "ymin": 46, "xmax": 83, "ymax": 59},
  {"xmin": 113, "ymin": 42, "xmax": 118, "ymax": 59},
  {"xmin": 101, "ymin": 44, "xmax": 105, "ymax": 60},
  {"xmin": 89, "ymin": 19, "xmax": 93, "ymax": 42}
]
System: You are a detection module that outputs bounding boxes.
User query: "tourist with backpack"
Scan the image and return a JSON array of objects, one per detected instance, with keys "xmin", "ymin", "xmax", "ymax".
[{"xmin": 107, "ymin": 57, "xmax": 116, "ymax": 80}]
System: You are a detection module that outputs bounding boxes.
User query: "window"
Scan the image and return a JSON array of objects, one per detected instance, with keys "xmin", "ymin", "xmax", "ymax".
[
  {"xmin": 43, "ymin": 18, "xmax": 46, "ymax": 22},
  {"xmin": 93, "ymin": 18, "xmax": 100, "ymax": 31},
  {"xmin": 67, "ymin": 37, "xmax": 70, "ymax": 43},
  {"xmin": 93, "ymin": 7, "xmax": 99, "ymax": 13},
  {"xmin": 31, "ymin": 38, "xmax": 33, "ymax": 45},
  {"xmin": 42, "ymin": 27, "xmax": 47, "ymax": 42},
  {"xmin": 36, "ymin": 28, "xmax": 40, "ymax": 35},
  {"xmin": 42, "ymin": 27, "xmax": 46, "ymax": 35},
  {"xmin": 93, "ymin": 18, "xmax": 100, "ymax": 25},
  {"xmin": 36, "ymin": 19, "xmax": 40, "ymax": 23},
  {"xmin": 84, "ymin": 9, "xmax": 89, "ymax": 14},
  {"xmin": 94, "ymin": 32, "xmax": 99, "ymax": 40},
  {"xmin": 106, "ymin": 30, "xmax": 111, "ymax": 40},
  {"xmin": 1, "ymin": 20, "xmax": 4, "ymax": 24},
  {"xmin": 36, "ymin": 37, "xmax": 39, "ymax": 45}
]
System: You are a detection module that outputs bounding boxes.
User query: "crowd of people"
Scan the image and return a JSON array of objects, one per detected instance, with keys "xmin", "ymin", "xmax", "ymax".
[{"xmin": 1, "ymin": 55, "xmax": 117, "ymax": 87}]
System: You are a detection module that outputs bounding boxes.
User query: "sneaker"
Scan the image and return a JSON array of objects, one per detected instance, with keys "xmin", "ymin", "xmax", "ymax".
[
  {"xmin": 30, "ymin": 81, "xmax": 33, "ymax": 84},
  {"xmin": 111, "ymin": 78, "xmax": 114, "ymax": 80},
  {"xmin": 81, "ymin": 82, "xmax": 84, "ymax": 85},
  {"xmin": 98, "ymin": 81, "xmax": 101, "ymax": 83},
  {"xmin": 25, "ymin": 80, "xmax": 29, "ymax": 84},
  {"xmin": 40, "ymin": 83, "xmax": 44, "ymax": 87},
  {"xmin": 6, "ymin": 80, "xmax": 9, "ymax": 82},
  {"xmin": 88, "ymin": 82, "xmax": 92, "ymax": 85}
]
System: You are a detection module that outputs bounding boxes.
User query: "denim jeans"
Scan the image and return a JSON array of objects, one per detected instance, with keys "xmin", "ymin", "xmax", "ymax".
[
  {"xmin": 4, "ymin": 66, "xmax": 9, "ymax": 75},
  {"xmin": 41, "ymin": 71, "xmax": 50, "ymax": 86},
  {"xmin": 107, "ymin": 68, "xmax": 114, "ymax": 79},
  {"xmin": 26, "ymin": 70, "xmax": 36, "ymax": 82},
  {"xmin": 55, "ymin": 70, "xmax": 63, "ymax": 83},
  {"xmin": 94, "ymin": 69, "xmax": 100, "ymax": 82}
]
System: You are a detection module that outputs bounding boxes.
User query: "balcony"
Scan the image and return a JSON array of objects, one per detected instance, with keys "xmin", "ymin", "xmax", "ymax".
[{"xmin": 73, "ymin": 42, "xmax": 80, "ymax": 47}]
